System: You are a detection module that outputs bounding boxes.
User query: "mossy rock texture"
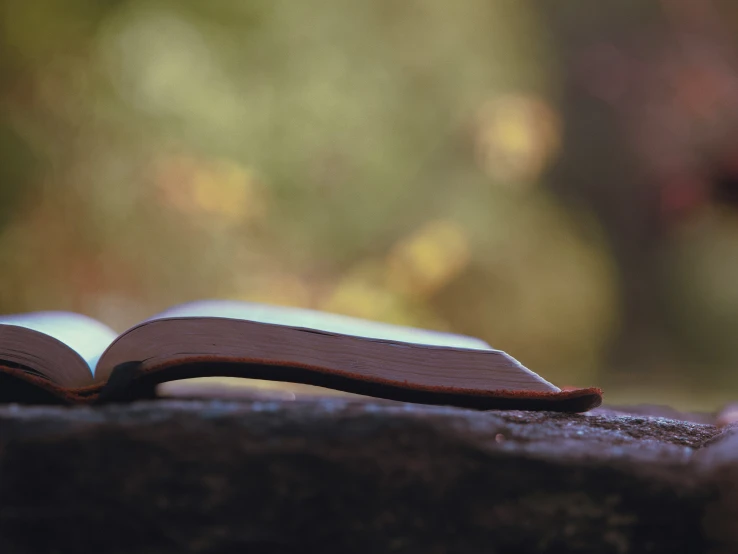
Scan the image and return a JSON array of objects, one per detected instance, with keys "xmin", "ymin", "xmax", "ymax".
[{"xmin": 0, "ymin": 397, "xmax": 734, "ymax": 553}]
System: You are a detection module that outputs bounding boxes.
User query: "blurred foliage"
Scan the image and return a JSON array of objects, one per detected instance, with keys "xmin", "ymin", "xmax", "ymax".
[{"xmin": 3, "ymin": 0, "xmax": 738, "ymax": 407}]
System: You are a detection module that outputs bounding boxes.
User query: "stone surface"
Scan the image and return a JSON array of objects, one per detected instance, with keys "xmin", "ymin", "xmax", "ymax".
[{"xmin": 0, "ymin": 396, "xmax": 732, "ymax": 553}]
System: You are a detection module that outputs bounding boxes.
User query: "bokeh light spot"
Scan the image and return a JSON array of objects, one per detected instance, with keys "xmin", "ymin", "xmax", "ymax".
[
  {"xmin": 473, "ymin": 94, "xmax": 561, "ymax": 184},
  {"xmin": 386, "ymin": 220, "xmax": 471, "ymax": 297}
]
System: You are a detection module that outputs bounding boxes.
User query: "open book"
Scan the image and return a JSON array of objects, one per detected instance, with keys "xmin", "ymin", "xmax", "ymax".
[{"xmin": 0, "ymin": 300, "xmax": 602, "ymax": 411}]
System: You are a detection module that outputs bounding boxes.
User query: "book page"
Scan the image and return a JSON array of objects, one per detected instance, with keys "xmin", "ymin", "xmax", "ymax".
[
  {"xmin": 0, "ymin": 312, "xmax": 118, "ymax": 374},
  {"xmin": 153, "ymin": 300, "xmax": 493, "ymax": 351},
  {"xmin": 99, "ymin": 300, "xmax": 556, "ymax": 393}
]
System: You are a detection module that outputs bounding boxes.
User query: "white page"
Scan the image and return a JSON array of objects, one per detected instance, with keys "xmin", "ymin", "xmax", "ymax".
[
  {"xmin": 153, "ymin": 300, "xmax": 493, "ymax": 351},
  {"xmin": 0, "ymin": 311, "xmax": 118, "ymax": 374}
]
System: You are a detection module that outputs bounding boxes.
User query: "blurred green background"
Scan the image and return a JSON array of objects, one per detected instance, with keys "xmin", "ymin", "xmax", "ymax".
[{"xmin": 2, "ymin": 0, "xmax": 738, "ymax": 410}]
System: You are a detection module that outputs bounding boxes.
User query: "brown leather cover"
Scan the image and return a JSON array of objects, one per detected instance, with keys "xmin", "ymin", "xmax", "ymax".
[{"xmin": 0, "ymin": 360, "xmax": 603, "ymax": 412}]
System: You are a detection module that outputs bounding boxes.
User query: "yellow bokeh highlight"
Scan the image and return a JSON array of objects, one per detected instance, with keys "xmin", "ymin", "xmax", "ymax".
[
  {"xmin": 385, "ymin": 220, "xmax": 471, "ymax": 297},
  {"xmin": 322, "ymin": 260, "xmax": 397, "ymax": 321},
  {"xmin": 474, "ymin": 94, "xmax": 561, "ymax": 183},
  {"xmin": 154, "ymin": 156, "xmax": 268, "ymax": 224},
  {"xmin": 232, "ymin": 273, "xmax": 313, "ymax": 308},
  {"xmin": 323, "ymin": 280, "xmax": 397, "ymax": 321}
]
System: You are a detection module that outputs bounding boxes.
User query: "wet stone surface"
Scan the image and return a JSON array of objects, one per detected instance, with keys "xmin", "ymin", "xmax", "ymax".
[{"xmin": 0, "ymin": 397, "xmax": 735, "ymax": 553}]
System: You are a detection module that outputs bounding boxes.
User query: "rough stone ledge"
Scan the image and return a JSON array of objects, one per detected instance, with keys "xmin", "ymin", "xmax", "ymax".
[{"xmin": 0, "ymin": 397, "xmax": 734, "ymax": 554}]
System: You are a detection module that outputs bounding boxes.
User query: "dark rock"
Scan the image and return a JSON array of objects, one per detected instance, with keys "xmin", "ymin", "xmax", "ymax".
[
  {"xmin": 694, "ymin": 425, "xmax": 738, "ymax": 553},
  {"xmin": 593, "ymin": 404, "xmax": 716, "ymax": 425},
  {"xmin": 0, "ymin": 397, "xmax": 729, "ymax": 553}
]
